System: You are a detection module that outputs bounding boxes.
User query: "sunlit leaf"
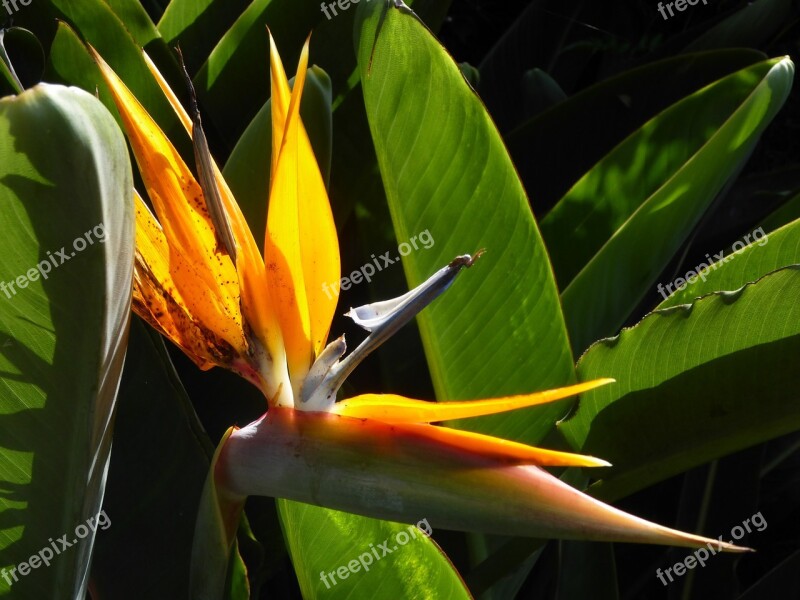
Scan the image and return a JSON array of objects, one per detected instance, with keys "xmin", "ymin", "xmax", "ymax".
[
  {"xmin": 0, "ymin": 83, "xmax": 133, "ymax": 598},
  {"xmin": 561, "ymin": 266, "xmax": 800, "ymax": 502},
  {"xmin": 552, "ymin": 57, "xmax": 794, "ymax": 353}
]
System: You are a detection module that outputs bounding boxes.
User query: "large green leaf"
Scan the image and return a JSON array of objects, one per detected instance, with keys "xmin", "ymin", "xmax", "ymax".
[
  {"xmin": 356, "ymin": 1, "xmax": 576, "ymax": 439},
  {"xmin": 322, "ymin": 0, "xmax": 452, "ymax": 223},
  {"xmin": 278, "ymin": 502, "xmax": 470, "ymax": 599},
  {"xmin": 551, "ymin": 57, "xmax": 794, "ymax": 354},
  {"xmin": 560, "ymin": 266, "xmax": 800, "ymax": 502},
  {"xmin": 0, "ymin": 84, "xmax": 133, "ymax": 598}
]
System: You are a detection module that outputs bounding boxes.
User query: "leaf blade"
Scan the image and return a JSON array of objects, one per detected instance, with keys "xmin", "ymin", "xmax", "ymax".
[{"xmin": 0, "ymin": 83, "xmax": 133, "ymax": 597}]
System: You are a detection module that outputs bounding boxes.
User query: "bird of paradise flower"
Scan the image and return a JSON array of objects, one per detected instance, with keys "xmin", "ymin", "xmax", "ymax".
[{"xmin": 88, "ymin": 32, "xmax": 748, "ymax": 598}]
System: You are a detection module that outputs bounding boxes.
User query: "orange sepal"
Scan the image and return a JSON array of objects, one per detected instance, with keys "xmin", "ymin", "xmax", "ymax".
[
  {"xmin": 332, "ymin": 379, "xmax": 615, "ymax": 423},
  {"xmin": 265, "ymin": 34, "xmax": 340, "ymax": 385}
]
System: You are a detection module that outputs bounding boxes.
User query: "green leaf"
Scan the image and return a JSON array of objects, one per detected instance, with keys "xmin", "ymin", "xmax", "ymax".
[
  {"xmin": 356, "ymin": 1, "xmax": 576, "ymax": 441},
  {"xmin": 506, "ymin": 49, "xmax": 765, "ymax": 211},
  {"xmin": 520, "ymin": 68, "xmax": 565, "ymax": 120},
  {"xmin": 102, "ymin": 0, "xmax": 161, "ymax": 48},
  {"xmin": 657, "ymin": 219, "xmax": 800, "ymax": 308},
  {"xmin": 0, "ymin": 36, "xmax": 22, "ymax": 95},
  {"xmin": 278, "ymin": 502, "xmax": 470, "ymax": 600},
  {"xmin": 157, "ymin": 0, "xmax": 251, "ymax": 74},
  {"xmin": 0, "ymin": 83, "xmax": 133, "ymax": 598},
  {"xmin": 313, "ymin": 0, "xmax": 455, "ymax": 244},
  {"xmin": 552, "ymin": 57, "xmax": 794, "ymax": 354},
  {"xmin": 560, "ymin": 266, "xmax": 800, "ymax": 502},
  {"xmin": 0, "ymin": 53, "xmax": 19, "ymax": 96}
]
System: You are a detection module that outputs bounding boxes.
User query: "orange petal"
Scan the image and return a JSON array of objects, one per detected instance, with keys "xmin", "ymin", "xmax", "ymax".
[
  {"xmin": 132, "ymin": 192, "xmax": 244, "ymax": 368},
  {"xmin": 142, "ymin": 50, "xmax": 289, "ymax": 395},
  {"xmin": 396, "ymin": 421, "xmax": 611, "ymax": 467},
  {"xmin": 268, "ymin": 32, "xmax": 292, "ymax": 178},
  {"xmin": 265, "ymin": 34, "xmax": 340, "ymax": 385},
  {"xmin": 89, "ymin": 46, "xmax": 245, "ymax": 353},
  {"xmin": 142, "ymin": 51, "xmax": 192, "ymax": 132},
  {"xmin": 332, "ymin": 379, "xmax": 615, "ymax": 423}
]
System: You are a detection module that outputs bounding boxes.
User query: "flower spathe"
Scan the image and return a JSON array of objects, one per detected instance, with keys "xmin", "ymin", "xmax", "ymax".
[{"xmin": 89, "ymin": 33, "xmax": 749, "ymax": 598}]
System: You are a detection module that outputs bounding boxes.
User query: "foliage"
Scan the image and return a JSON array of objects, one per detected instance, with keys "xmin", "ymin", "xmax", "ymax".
[{"xmin": 1, "ymin": 1, "xmax": 799, "ymax": 598}]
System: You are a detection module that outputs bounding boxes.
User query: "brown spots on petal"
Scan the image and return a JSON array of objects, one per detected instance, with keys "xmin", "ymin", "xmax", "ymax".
[{"xmin": 133, "ymin": 262, "xmax": 242, "ymax": 369}]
